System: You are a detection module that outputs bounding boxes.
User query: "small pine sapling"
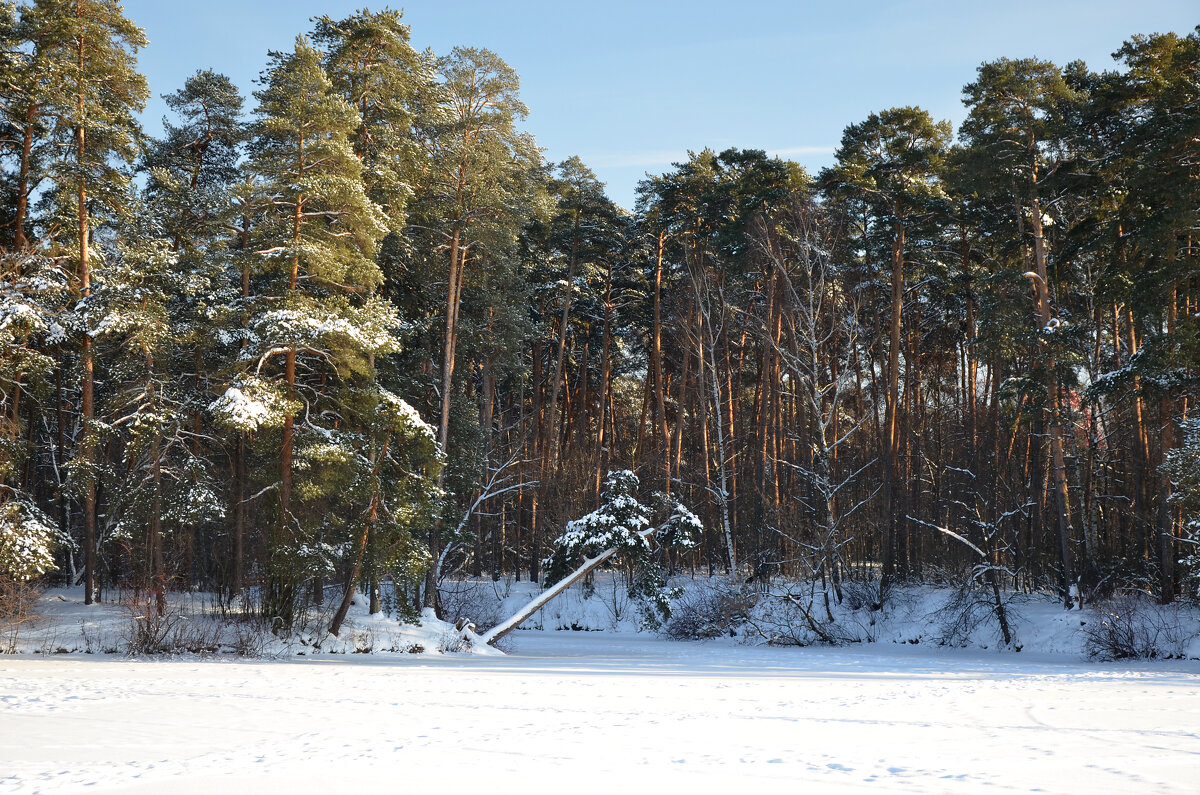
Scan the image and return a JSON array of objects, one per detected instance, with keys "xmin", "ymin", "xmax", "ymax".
[{"xmin": 543, "ymin": 471, "xmax": 698, "ymax": 629}]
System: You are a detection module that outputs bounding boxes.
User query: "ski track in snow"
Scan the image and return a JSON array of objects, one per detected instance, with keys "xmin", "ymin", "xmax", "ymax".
[{"xmin": 1, "ymin": 632, "xmax": 1198, "ymax": 794}]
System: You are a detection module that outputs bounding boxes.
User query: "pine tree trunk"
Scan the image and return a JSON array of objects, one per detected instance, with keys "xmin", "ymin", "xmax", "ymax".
[
  {"xmin": 151, "ymin": 434, "xmax": 165, "ymax": 617},
  {"xmin": 652, "ymin": 230, "xmax": 670, "ymax": 494},
  {"xmin": 476, "ymin": 356, "xmax": 495, "ymax": 578},
  {"xmin": 880, "ymin": 222, "xmax": 905, "ymax": 593},
  {"xmin": 232, "ymin": 434, "xmax": 245, "ymax": 596},
  {"xmin": 597, "ymin": 274, "xmax": 613, "ymax": 502},
  {"xmin": 532, "ymin": 213, "xmax": 581, "ymax": 580},
  {"xmin": 1029, "ymin": 197, "xmax": 1076, "ymax": 607},
  {"xmin": 229, "ymin": 216, "xmax": 251, "ymax": 600},
  {"xmin": 429, "ymin": 230, "xmax": 464, "ymax": 608},
  {"xmin": 279, "ymin": 159, "xmax": 304, "ymax": 527},
  {"xmin": 77, "ymin": 95, "xmax": 98, "ymax": 605},
  {"xmin": 13, "ymin": 104, "xmax": 35, "ymax": 250},
  {"xmin": 1158, "ymin": 278, "xmax": 1178, "ymax": 603},
  {"xmin": 272, "ymin": 142, "xmax": 305, "ymax": 624},
  {"xmin": 329, "ymin": 523, "xmax": 370, "ymax": 637},
  {"xmin": 331, "ymin": 434, "xmax": 388, "ymax": 636}
]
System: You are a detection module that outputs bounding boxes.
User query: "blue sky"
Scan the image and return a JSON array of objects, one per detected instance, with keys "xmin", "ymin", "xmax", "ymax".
[{"xmin": 123, "ymin": 0, "xmax": 1199, "ymax": 209}]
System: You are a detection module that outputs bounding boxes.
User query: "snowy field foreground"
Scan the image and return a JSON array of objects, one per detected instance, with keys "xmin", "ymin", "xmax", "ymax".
[{"xmin": 3, "ymin": 631, "xmax": 1199, "ymax": 794}]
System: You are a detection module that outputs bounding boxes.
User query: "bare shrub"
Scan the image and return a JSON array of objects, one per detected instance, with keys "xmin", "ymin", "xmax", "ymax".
[
  {"xmin": 492, "ymin": 573, "xmax": 516, "ymax": 600},
  {"xmin": 228, "ymin": 617, "xmax": 268, "ymax": 657},
  {"xmin": 840, "ymin": 579, "xmax": 882, "ymax": 611},
  {"xmin": 122, "ymin": 598, "xmax": 185, "ymax": 655},
  {"xmin": 599, "ymin": 575, "xmax": 632, "ymax": 629},
  {"xmin": 437, "ymin": 628, "xmax": 473, "ymax": 653},
  {"xmin": 931, "ymin": 583, "xmax": 1022, "ymax": 649},
  {"xmin": 121, "ymin": 595, "xmax": 222, "ymax": 656},
  {"xmin": 178, "ymin": 618, "xmax": 223, "ymax": 654},
  {"xmin": 0, "ymin": 577, "xmax": 42, "ymax": 653},
  {"xmin": 78, "ymin": 619, "xmax": 108, "ymax": 654},
  {"xmin": 1082, "ymin": 594, "xmax": 1198, "ymax": 661},
  {"xmin": 351, "ymin": 629, "xmax": 375, "ymax": 653},
  {"xmin": 662, "ymin": 579, "xmax": 756, "ymax": 640},
  {"xmin": 36, "ymin": 623, "xmax": 68, "ymax": 655},
  {"xmin": 438, "ymin": 580, "xmax": 504, "ymax": 633},
  {"xmin": 288, "ymin": 597, "xmax": 335, "ymax": 647},
  {"xmin": 742, "ymin": 581, "xmax": 876, "ymax": 647}
]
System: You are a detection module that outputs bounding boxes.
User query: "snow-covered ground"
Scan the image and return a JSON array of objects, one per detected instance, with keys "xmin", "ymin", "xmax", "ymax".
[
  {"xmin": 3, "ymin": 580, "xmax": 1200, "ymax": 792},
  {"xmin": 7, "ymin": 576, "xmax": 1200, "ymax": 660},
  {"xmin": 3, "ymin": 630, "xmax": 1199, "ymax": 793}
]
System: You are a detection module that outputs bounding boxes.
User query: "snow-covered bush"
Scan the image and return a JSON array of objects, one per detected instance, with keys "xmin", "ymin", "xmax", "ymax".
[
  {"xmin": 0, "ymin": 493, "xmax": 58, "ymax": 651},
  {"xmin": 0, "ymin": 498, "xmax": 63, "ymax": 582},
  {"xmin": 654, "ymin": 494, "xmax": 703, "ymax": 551},
  {"xmin": 438, "ymin": 580, "xmax": 505, "ymax": 633},
  {"xmin": 547, "ymin": 470, "xmax": 650, "ymax": 563},
  {"xmin": 1081, "ymin": 594, "xmax": 1197, "ymax": 661},
  {"xmin": 662, "ymin": 578, "xmax": 757, "ymax": 640},
  {"xmin": 0, "ymin": 253, "xmax": 68, "ymax": 489},
  {"xmin": 930, "ymin": 583, "xmax": 1022, "ymax": 649},
  {"xmin": 742, "ymin": 583, "xmax": 873, "ymax": 647}
]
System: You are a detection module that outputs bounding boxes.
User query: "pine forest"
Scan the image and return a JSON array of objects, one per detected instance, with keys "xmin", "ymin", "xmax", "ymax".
[{"xmin": 2, "ymin": 2, "xmax": 1200, "ymax": 635}]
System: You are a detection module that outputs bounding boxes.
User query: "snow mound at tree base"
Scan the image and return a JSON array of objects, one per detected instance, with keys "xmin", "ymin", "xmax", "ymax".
[{"xmin": 2, "ymin": 587, "xmax": 502, "ymax": 658}]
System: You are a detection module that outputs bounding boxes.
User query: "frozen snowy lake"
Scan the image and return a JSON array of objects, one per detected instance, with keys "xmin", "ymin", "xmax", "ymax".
[{"xmin": 2, "ymin": 631, "xmax": 1198, "ymax": 793}]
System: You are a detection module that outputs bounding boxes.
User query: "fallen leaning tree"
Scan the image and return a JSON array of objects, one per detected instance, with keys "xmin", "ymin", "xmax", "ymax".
[
  {"xmin": 478, "ymin": 470, "xmax": 701, "ymax": 647},
  {"xmin": 480, "ymin": 527, "xmax": 656, "ymax": 646}
]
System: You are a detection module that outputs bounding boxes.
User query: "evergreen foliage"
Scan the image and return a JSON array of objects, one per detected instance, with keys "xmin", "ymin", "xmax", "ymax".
[
  {"xmin": 544, "ymin": 471, "xmax": 698, "ymax": 627},
  {"xmin": 0, "ymin": 5, "xmax": 1195, "ymax": 624}
]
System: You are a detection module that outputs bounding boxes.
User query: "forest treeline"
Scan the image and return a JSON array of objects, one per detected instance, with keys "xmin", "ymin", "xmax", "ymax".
[{"xmin": 1, "ymin": 1, "xmax": 1197, "ymax": 624}]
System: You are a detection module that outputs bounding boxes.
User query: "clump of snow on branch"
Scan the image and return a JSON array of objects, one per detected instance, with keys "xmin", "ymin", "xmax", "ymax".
[
  {"xmin": 0, "ymin": 254, "xmax": 67, "ymax": 385},
  {"xmin": 655, "ymin": 496, "xmax": 702, "ymax": 551},
  {"xmin": 208, "ymin": 376, "xmax": 299, "ymax": 432},
  {"xmin": 377, "ymin": 389, "xmax": 436, "ymax": 443},
  {"xmin": 554, "ymin": 470, "xmax": 651, "ymax": 558},
  {"xmin": 252, "ymin": 303, "xmax": 399, "ymax": 355}
]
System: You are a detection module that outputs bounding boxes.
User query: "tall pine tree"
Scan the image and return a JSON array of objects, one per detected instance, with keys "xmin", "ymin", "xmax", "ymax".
[{"xmin": 37, "ymin": 0, "xmax": 148, "ymax": 603}]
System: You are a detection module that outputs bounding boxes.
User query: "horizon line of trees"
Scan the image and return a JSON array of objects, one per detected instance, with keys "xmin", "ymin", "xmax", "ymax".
[{"xmin": 1, "ymin": 1, "xmax": 1197, "ymax": 626}]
